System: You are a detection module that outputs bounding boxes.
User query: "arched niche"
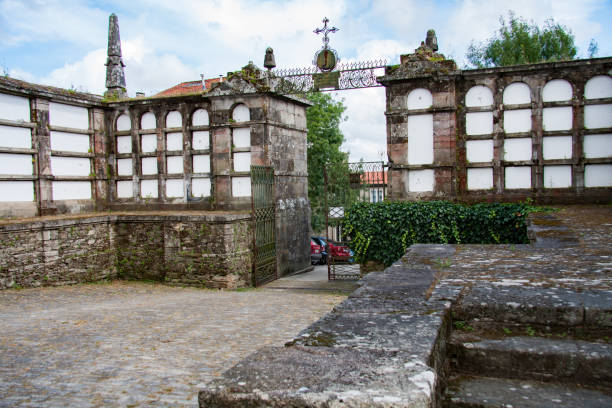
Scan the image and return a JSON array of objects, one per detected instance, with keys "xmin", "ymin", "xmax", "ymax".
[
  {"xmin": 542, "ymin": 79, "xmax": 573, "ymax": 102},
  {"xmin": 503, "ymin": 82, "xmax": 531, "ymax": 105},
  {"xmin": 232, "ymin": 104, "xmax": 250, "ymax": 122},
  {"xmin": 192, "ymin": 109, "xmax": 209, "ymax": 126},
  {"xmin": 585, "ymin": 75, "xmax": 612, "ymax": 99},
  {"xmin": 116, "ymin": 114, "xmax": 131, "ymax": 131},
  {"xmin": 465, "ymin": 86, "xmax": 493, "ymax": 107},
  {"xmin": 165, "ymin": 110, "xmax": 182, "ymax": 128},
  {"xmin": 140, "ymin": 112, "xmax": 156, "ymax": 130},
  {"xmin": 407, "ymin": 88, "xmax": 433, "ymax": 110}
]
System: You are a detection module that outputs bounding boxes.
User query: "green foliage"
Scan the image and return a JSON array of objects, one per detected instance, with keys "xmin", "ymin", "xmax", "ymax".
[
  {"xmin": 306, "ymin": 92, "xmax": 349, "ymax": 232},
  {"xmin": 467, "ymin": 11, "xmax": 577, "ymax": 68},
  {"xmin": 344, "ymin": 201, "xmax": 531, "ymax": 266}
]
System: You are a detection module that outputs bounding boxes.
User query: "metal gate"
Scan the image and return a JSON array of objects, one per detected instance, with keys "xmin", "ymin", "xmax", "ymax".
[
  {"xmin": 251, "ymin": 166, "xmax": 277, "ymax": 286},
  {"xmin": 325, "ymin": 161, "xmax": 386, "ymax": 280}
]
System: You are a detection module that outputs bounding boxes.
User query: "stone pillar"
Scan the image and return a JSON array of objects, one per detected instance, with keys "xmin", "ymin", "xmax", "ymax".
[{"xmin": 32, "ymin": 98, "xmax": 55, "ymax": 215}]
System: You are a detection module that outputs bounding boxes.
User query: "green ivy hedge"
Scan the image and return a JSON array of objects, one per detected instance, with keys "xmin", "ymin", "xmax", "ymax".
[{"xmin": 343, "ymin": 201, "xmax": 531, "ymax": 266}]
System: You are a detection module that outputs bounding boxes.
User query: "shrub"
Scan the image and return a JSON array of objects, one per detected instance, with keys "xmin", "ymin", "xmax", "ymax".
[{"xmin": 343, "ymin": 201, "xmax": 530, "ymax": 266}]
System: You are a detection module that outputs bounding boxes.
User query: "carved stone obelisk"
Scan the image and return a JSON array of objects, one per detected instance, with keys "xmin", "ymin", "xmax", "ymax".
[{"xmin": 104, "ymin": 13, "xmax": 127, "ymax": 98}]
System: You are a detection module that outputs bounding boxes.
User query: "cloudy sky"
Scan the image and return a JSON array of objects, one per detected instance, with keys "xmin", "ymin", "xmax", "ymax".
[{"xmin": 1, "ymin": 0, "xmax": 611, "ymax": 162}]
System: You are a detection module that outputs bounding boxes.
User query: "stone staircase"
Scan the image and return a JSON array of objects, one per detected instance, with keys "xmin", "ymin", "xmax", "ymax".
[{"xmin": 443, "ymin": 287, "xmax": 612, "ymax": 407}]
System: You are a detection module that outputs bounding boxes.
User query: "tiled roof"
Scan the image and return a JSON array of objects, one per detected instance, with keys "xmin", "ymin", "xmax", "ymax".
[{"xmin": 155, "ymin": 77, "xmax": 223, "ymax": 97}]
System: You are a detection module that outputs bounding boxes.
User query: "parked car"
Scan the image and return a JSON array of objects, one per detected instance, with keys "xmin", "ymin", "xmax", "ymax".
[
  {"xmin": 310, "ymin": 238, "xmax": 324, "ymax": 265},
  {"xmin": 311, "ymin": 236, "xmax": 328, "ymax": 265},
  {"xmin": 314, "ymin": 236, "xmax": 352, "ymax": 263}
]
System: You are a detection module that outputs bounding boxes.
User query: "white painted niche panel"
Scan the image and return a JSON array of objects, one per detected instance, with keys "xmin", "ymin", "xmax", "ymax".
[
  {"xmin": 232, "ymin": 176, "xmax": 251, "ymax": 197},
  {"xmin": 467, "ymin": 167, "xmax": 493, "ymax": 190},
  {"xmin": 232, "ymin": 104, "xmax": 250, "ymax": 122},
  {"xmin": 232, "ymin": 128, "xmax": 250, "ymax": 148},
  {"xmin": 503, "ymin": 82, "xmax": 531, "ymax": 105},
  {"xmin": 585, "ymin": 75, "xmax": 612, "ymax": 99},
  {"xmin": 584, "ymin": 105, "xmax": 612, "ymax": 129},
  {"xmin": 50, "ymin": 131, "xmax": 90, "ymax": 152},
  {"xmin": 193, "ymin": 155, "xmax": 210, "ymax": 173},
  {"xmin": 51, "ymin": 156, "xmax": 90, "ymax": 176},
  {"xmin": 116, "ymin": 136, "xmax": 132, "ymax": 154},
  {"xmin": 141, "ymin": 134, "xmax": 157, "ymax": 152},
  {"xmin": 408, "ymin": 169, "xmax": 434, "ymax": 192},
  {"xmin": 165, "ymin": 111, "xmax": 182, "ymax": 128},
  {"xmin": 0, "ymin": 93, "xmax": 30, "ymax": 121},
  {"xmin": 583, "ymin": 134, "xmax": 612, "ymax": 158},
  {"xmin": 117, "ymin": 158, "xmax": 133, "ymax": 176},
  {"xmin": 116, "ymin": 181, "xmax": 133, "ymax": 198},
  {"xmin": 407, "ymin": 114, "xmax": 433, "ymax": 165},
  {"xmin": 49, "ymin": 102, "xmax": 88, "ymax": 129},
  {"xmin": 166, "ymin": 156, "xmax": 183, "ymax": 174},
  {"xmin": 466, "ymin": 111, "xmax": 493, "ymax": 135},
  {"xmin": 53, "ymin": 181, "xmax": 91, "ymax": 200},
  {"xmin": 141, "ymin": 157, "xmax": 158, "ymax": 175},
  {"xmin": 504, "ymin": 138, "xmax": 532, "ymax": 162},
  {"xmin": 141, "ymin": 112, "xmax": 156, "ymax": 129},
  {"xmin": 233, "ymin": 152, "xmax": 251, "ymax": 172},
  {"xmin": 542, "ymin": 79, "xmax": 572, "ymax": 102},
  {"xmin": 543, "ymin": 107, "xmax": 572, "ymax": 131},
  {"xmin": 193, "ymin": 131, "xmax": 209, "ymax": 150},
  {"xmin": 466, "ymin": 139, "xmax": 493, "ymax": 163},
  {"xmin": 544, "ymin": 165, "xmax": 571, "ymax": 188},
  {"xmin": 0, "ymin": 153, "xmax": 32, "ymax": 175},
  {"xmin": 0, "ymin": 181, "xmax": 34, "ymax": 201},
  {"xmin": 407, "ymin": 88, "xmax": 432, "ymax": 110},
  {"xmin": 505, "ymin": 167, "xmax": 531, "ymax": 189},
  {"xmin": 140, "ymin": 179, "xmax": 158, "ymax": 198},
  {"xmin": 585, "ymin": 164, "xmax": 612, "ymax": 187},
  {"xmin": 503, "ymin": 109, "xmax": 531, "ymax": 133},
  {"xmin": 543, "ymin": 136, "xmax": 572, "ymax": 160},
  {"xmin": 165, "ymin": 179, "xmax": 183, "ymax": 198},
  {"xmin": 192, "ymin": 109, "xmax": 209, "ymax": 126},
  {"xmin": 192, "ymin": 178, "xmax": 211, "ymax": 197},
  {"xmin": 116, "ymin": 114, "xmax": 131, "ymax": 131},
  {"xmin": 0, "ymin": 126, "xmax": 31, "ymax": 149},
  {"xmin": 166, "ymin": 132, "xmax": 183, "ymax": 151},
  {"xmin": 465, "ymin": 86, "xmax": 493, "ymax": 107}
]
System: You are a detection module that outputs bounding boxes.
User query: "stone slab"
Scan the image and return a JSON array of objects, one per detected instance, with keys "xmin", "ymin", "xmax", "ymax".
[{"xmin": 199, "ymin": 345, "xmax": 437, "ymax": 408}]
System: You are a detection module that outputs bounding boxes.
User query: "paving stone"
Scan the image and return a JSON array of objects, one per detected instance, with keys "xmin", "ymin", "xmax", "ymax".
[{"xmin": 0, "ymin": 281, "xmax": 345, "ymax": 407}]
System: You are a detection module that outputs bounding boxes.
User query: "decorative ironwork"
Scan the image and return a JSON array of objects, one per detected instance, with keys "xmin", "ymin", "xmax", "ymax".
[
  {"xmin": 271, "ymin": 59, "xmax": 387, "ymax": 94},
  {"xmin": 251, "ymin": 166, "xmax": 277, "ymax": 286},
  {"xmin": 324, "ymin": 161, "xmax": 387, "ymax": 281}
]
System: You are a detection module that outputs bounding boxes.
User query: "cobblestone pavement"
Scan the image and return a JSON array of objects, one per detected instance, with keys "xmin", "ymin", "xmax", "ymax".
[{"xmin": 0, "ymin": 280, "xmax": 346, "ymax": 407}]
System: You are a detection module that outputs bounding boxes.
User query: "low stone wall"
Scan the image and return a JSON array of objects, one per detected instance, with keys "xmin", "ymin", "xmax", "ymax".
[{"xmin": 0, "ymin": 212, "xmax": 252, "ymax": 290}]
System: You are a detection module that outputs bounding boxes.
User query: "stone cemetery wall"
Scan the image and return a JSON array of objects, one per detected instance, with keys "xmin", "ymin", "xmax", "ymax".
[
  {"xmin": 0, "ymin": 212, "xmax": 251, "ymax": 290},
  {"xmin": 0, "ymin": 78, "xmax": 104, "ymax": 218},
  {"xmin": 0, "ymin": 75, "xmax": 311, "ymax": 278},
  {"xmin": 381, "ymin": 57, "xmax": 612, "ymax": 203}
]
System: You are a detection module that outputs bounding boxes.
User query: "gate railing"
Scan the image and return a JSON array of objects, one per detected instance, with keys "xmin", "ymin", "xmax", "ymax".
[
  {"xmin": 324, "ymin": 161, "xmax": 386, "ymax": 280},
  {"xmin": 251, "ymin": 166, "xmax": 277, "ymax": 286}
]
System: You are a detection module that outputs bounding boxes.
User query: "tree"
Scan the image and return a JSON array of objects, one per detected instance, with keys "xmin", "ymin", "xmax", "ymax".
[
  {"xmin": 467, "ymin": 12, "xmax": 578, "ymax": 68},
  {"xmin": 305, "ymin": 92, "xmax": 348, "ymax": 233}
]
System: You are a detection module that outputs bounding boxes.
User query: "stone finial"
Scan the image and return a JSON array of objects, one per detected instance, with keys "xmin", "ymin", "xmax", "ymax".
[
  {"xmin": 264, "ymin": 47, "xmax": 276, "ymax": 70},
  {"xmin": 104, "ymin": 13, "xmax": 127, "ymax": 98},
  {"xmin": 426, "ymin": 29, "xmax": 438, "ymax": 52}
]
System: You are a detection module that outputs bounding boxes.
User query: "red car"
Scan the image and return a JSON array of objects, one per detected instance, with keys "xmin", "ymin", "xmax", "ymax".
[
  {"xmin": 310, "ymin": 238, "xmax": 324, "ymax": 265},
  {"xmin": 327, "ymin": 240, "xmax": 352, "ymax": 263}
]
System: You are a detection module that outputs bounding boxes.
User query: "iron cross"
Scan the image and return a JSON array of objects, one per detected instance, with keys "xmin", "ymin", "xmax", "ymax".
[{"xmin": 314, "ymin": 17, "xmax": 339, "ymax": 49}]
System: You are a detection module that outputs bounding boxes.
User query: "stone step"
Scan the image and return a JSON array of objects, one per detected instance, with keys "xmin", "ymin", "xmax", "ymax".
[
  {"xmin": 454, "ymin": 286, "xmax": 612, "ymax": 328},
  {"xmin": 448, "ymin": 334, "xmax": 612, "ymax": 389},
  {"xmin": 444, "ymin": 376, "xmax": 612, "ymax": 408}
]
